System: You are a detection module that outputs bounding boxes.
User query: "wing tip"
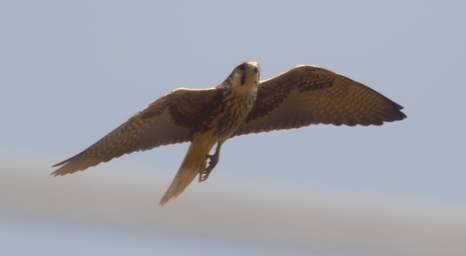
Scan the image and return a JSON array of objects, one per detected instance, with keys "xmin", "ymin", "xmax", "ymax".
[
  {"xmin": 51, "ymin": 160, "xmax": 66, "ymax": 176},
  {"xmin": 396, "ymin": 110, "xmax": 407, "ymax": 120},
  {"xmin": 50, "ymin": 163, "xmax": 71, "ymax": 176},
  {"xmin": 377, "ymin": 96, "xmax": 406, "ymax": 123},
  {"xmin": 51, "ymin": 155, "xmax": 78, "ymax": 176},
  {"xmin": 51, "ymin": 171, "xmax": 64, "ymax": 177},
  {"xmin": 51, "ymin": 160, "xmax": 66, "ymax": 168},
  {"xmin": 392, "ymin": 100, "xmax": 405, "ymax": 111},
  {"xmin": 50, "ymin": 156, "xmax": 92, "ymax": 176},
  {"xmin": 387, "ymin": 100, "xmax": 407, "ymax": 121}
]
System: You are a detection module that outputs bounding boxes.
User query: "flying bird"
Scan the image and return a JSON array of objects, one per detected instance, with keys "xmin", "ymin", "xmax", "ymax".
[{"xmin": 52, "ymin": 61, "xmax": 406, "ymax": 205}]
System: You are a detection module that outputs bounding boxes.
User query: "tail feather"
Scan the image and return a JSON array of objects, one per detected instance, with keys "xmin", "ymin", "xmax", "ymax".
[{"xmin": 159, "ymin": 141, "xmax": 209, "ymax": 205}]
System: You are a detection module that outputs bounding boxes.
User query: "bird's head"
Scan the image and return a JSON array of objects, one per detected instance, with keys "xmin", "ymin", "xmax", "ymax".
[{"xmin": 222, "ymin": 61, "xmax": 260, "ymax": 92}]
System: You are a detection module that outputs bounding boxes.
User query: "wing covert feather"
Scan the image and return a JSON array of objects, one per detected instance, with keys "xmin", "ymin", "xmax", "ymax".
[
  {"xmin": 235, "ymin": 65, "xmax": 406, "ymax": 136},
  {"xmin": 52, "ymin": 88, "xmax": 222, "ymax": 175}
]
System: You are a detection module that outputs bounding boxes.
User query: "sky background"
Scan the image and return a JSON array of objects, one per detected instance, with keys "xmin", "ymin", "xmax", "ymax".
[{"xmin": 1, "ymin": 1, "xmax": 466, "ymax": 255}]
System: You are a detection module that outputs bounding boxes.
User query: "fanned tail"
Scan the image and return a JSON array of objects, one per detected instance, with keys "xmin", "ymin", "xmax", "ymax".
[{"xmin": 159, "ymin": 140, "xmax": 210, "ymax": 205}]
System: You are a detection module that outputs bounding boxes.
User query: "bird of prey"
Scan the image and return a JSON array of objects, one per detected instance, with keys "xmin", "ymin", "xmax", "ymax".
[{"xmin": 52, "ymin": 61, "xmax": 406, "ymax": 205}]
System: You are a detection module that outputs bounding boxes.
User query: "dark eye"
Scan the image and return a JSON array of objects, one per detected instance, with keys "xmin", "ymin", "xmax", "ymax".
[
  {"xmin": 253, "ymin": 67, "xmax": 258, "ymax": 73},
  {"xmin": 238, "ymin": 64, "xmax": 246, "ymax": 72}
]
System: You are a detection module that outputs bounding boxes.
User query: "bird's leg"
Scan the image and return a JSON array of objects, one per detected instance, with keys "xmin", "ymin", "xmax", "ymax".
[{"xmin": 199, "ymin": 142, "xmax": 222, "ymax": 182}]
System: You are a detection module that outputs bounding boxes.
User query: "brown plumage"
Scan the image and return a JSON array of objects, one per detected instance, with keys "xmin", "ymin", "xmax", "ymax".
[
  {"xmin": 53, "ymin": 62, "xmax": 406, "ymax": 205},
  {"xmin": 52, "ymin": 88, "xmax": 222, "ymax": 174},
  {"xmin": 235, "ymin": 65, "xmax": 405, "ymax": 135}
]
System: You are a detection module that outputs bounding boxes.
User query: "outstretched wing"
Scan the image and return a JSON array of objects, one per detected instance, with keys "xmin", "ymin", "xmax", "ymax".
[
  {"xmin": 235, "ymin": 65, "xmax": 406, "ymax": 136},
  {"xmin": 52, "ymin": 88, "xmax": 222, "ymax": 176}
]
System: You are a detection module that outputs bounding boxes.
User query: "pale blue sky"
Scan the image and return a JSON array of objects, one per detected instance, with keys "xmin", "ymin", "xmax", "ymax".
[{"xmin": 1, "ymin": 1, "xmax": 465, "ymax": 255}]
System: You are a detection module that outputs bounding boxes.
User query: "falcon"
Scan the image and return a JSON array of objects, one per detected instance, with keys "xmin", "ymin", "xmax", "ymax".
[{"xmin": 52, "ymin": 61, "xmax": 406, "ymax": 205}]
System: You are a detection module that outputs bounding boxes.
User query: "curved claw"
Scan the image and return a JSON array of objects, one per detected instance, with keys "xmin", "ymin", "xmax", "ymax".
[
  {"xmin": 199, "ymin": 142, "xmax": 222, "ymax": 182},
  {"xmin": 199, "ymin": 154, "xmax": 218, "ymax": 182}
]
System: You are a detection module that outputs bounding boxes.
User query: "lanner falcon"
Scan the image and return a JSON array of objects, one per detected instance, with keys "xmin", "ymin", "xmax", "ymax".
[{"xmin": 52, "ymin": 61, "xmax": 406, "ymax": 205}]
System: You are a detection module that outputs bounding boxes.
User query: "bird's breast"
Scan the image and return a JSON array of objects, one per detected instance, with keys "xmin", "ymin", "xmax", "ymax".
[{"xmin": 196, "ymin": 90, "xmax": 256, "ymax": 139}]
